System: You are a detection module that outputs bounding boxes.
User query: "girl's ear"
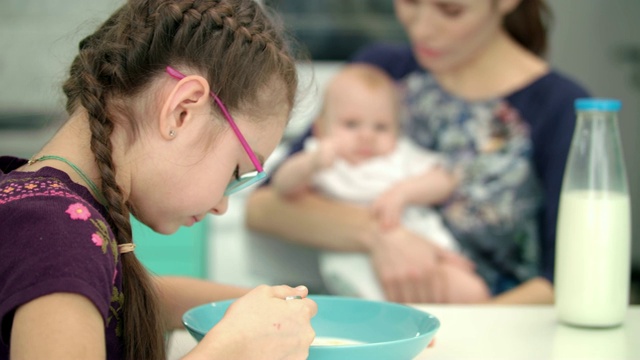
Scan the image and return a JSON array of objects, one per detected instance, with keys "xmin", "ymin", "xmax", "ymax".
[{"xmin": 158, "ymin": 75, "xmax": 210, "ymax": 140}]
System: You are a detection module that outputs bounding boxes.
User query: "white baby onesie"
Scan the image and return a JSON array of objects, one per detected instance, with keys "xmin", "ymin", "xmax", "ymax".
[{"xmin": 305, "ymin": 137, "xmax": 458, "ymax": 300}]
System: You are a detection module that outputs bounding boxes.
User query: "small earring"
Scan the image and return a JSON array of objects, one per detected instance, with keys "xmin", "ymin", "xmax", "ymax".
[{"xmin": 169, "ymin": 130, "xmax": 176, "ymax": 137}]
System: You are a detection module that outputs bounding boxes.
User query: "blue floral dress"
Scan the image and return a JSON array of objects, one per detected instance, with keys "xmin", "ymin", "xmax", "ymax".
[{"xmin": 402, "ymin": 73, "xmax": 542, "ymax": 292}]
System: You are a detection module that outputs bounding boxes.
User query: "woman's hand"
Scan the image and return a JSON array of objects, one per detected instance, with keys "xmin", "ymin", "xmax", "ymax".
[
  {"xmin": 369, "ymin": 227, "xmax": 479, "ymax": 303},
  {"xmin": 187, "ymin": 285, "xmax": 317, "ymax": 360},
  {"xmin": 369, "ymin": 226, "xmax": 446, "ymax": 303}
]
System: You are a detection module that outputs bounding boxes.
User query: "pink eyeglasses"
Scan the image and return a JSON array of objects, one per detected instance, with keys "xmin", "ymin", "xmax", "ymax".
[{"xmin": 166, "ymin": 66, "xmax": 266, "ymax": 195}]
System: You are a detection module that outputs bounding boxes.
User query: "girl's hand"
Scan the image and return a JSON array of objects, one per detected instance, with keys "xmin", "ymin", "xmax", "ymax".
[{"xmin": 188, "ymin": 285, "xmax": 317, "ymax": 360}]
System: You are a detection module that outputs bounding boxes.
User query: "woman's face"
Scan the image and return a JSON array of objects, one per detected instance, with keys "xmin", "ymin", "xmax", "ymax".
[
  {"xmin": 130, "ymin": 92, "xmax": 289, "ymax": 235},
  {"xmin": 394, "ymin": 0, "xmax": 507, "ymax": 73}
]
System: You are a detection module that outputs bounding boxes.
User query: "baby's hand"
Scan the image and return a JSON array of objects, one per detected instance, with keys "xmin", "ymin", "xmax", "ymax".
[
  {"xmin": 314, "ymin": 137, "xmax": 340, "ymax": 169},
  {"xmin": 371, "ymin": 188, "xmax": 407, "ymax": 230}
]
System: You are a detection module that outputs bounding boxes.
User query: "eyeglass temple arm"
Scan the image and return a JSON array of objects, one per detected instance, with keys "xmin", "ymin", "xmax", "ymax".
[{"xmin": 165, "ymin": 66, "xmax": 264, "ymax": 172}]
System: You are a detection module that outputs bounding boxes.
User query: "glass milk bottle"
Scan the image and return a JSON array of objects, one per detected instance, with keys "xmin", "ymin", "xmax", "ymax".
[{"xmin": 555, "ymin": 98, "xmax": 631, "ymax": 327}]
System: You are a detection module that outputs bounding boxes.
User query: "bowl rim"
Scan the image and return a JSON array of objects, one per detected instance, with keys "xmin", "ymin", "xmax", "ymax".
[{"xmin": 182, "ymin": 295, "xmax": 441, "ymax": 347}]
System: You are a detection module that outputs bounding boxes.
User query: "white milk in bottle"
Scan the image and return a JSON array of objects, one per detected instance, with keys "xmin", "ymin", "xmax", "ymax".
[
  {"xmin": 554, "ymin": 98, "xmax": 631, "ymax": 327},
  {"xmin": 555, "ymin": 190, "xmax": 630, "ymax": 326}
]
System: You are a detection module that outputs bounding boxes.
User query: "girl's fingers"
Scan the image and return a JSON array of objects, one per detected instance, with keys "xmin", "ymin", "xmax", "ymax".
[
  {"xmin": 270, "ymin": 284, "xmax": 307, "ymax": 299},
  {"xmin": 268, "ymin": 285, "xmax": 317, "ymax": 317}
]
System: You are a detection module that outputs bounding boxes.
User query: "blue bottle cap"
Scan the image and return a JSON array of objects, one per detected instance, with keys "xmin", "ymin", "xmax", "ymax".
[{"xmin": 575, "ymin": 98, "xmax": 621, "ymax": 111}]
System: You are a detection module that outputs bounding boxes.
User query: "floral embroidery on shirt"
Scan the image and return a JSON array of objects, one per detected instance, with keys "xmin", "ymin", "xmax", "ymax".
[
  {"xmin": 92, "ymin": 233, "xmax": 104, "ymax": 246},
  {"xmin": 1, "ymin": 170, "xmax": 126, "ymax": 340},
  {"xmin": 90, "ymin": 218, "xmax": 118, "ymax": 262},
  {"xmin": 66, "ymin": 203, "xmax": 91, "ymax": 220},
  {"xmin": 63, "ymin": 200, "xmax": 124, "ymax": 335},
  {"xmin": 109, "ymin": 286, "xmax": 125, "ymax": 337},
  {"xmin": 67, "ymin": 201, "xmax": 124, "ymax": 337},
  {"xmin": 62, "ymin": 201, "xmax": 118, "ymax": 261},
  {"xmin": 0, "ymin": 177, "xmax": 86, "ymax": 204}
]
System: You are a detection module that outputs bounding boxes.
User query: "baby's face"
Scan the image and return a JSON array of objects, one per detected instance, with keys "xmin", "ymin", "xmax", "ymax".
[{"xmin": 324, "ymin": 81, "xmax": 399, "ymax": 164}]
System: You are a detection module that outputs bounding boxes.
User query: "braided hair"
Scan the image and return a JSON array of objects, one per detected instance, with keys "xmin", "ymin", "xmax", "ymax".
[{"xmin": 61, "ymin": 1, "xmax": 297, "ymax": 359}]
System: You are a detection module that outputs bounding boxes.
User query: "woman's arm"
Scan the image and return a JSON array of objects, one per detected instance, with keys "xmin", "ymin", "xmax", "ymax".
[
  {"xmin": 490, "ymin": 277, "xmax": 554, "ymax": 304},
  {"xmin": 245, "ymin": 186, "xmax": 378, "ymax": 251},
  {"xmin": 154, "ymin": 276, "xmax": 250, "ymax": 330}
]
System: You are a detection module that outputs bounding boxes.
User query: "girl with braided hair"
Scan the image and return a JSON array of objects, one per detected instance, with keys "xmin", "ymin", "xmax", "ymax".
[{"xmin": 0, "ymin": 0, "xmax": 316, "ymax": 359}]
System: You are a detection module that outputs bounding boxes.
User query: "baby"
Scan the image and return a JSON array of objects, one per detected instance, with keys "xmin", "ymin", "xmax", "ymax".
[{"xmin": 272, "ymin": 63, "xmax": 488, "ymax": 302}]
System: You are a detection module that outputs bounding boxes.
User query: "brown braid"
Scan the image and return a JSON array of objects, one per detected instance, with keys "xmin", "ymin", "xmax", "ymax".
[{"xmin": 61, "ymin": 1, "xmax": 298, "ymax": 359}]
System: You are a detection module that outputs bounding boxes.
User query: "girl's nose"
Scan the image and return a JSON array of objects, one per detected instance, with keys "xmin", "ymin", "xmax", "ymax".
[{"xmin": 210, "ymin": 196, "xmax": 229, "ymax": 215}]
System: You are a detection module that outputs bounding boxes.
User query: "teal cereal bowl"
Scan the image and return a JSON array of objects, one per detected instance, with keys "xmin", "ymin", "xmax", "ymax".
[{"xmin": 182, "ymin": 295, "xmax": 440, "ymax": 360}]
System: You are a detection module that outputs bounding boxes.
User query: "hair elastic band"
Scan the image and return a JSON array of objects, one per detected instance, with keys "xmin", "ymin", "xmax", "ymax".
[{"xmin": 118, "ymin": 243, "xmax": 136, "ymax": 254}]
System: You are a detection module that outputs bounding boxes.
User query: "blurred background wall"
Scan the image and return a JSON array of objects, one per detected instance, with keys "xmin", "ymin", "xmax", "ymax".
[
  {"xmin": 0, "ymin": 0, "xmax": 638, "ymax": 290},
  {"xmin": 547, "ymin": 1, "xmax": 640, "ymax": 271}
]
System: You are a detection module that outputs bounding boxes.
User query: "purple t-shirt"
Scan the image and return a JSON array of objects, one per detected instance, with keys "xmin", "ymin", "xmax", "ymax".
[{"xmin": 0, "ymin": 157, "xmax": 124, "ymax": 359}]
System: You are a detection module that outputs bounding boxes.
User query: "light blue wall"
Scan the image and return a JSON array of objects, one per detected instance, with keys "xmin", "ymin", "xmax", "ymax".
[
  {"xmin": 0, "ymin": 0, "xmax": 122, "ymax": 113},
  {"xmin": 548, "ymin": 0, "xmax": 640, "ymax": 267}
]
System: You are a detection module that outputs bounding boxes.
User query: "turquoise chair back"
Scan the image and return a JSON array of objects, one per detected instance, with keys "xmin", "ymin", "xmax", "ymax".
[{"xmin": 131, "ymin": 216, "xmax": 208, "ymax": 279}]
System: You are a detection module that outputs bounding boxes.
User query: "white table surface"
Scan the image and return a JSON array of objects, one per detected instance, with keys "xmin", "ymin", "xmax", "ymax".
[{"xmin": 167, "ymin": 304, "xmax": 640, "ymax": 360}]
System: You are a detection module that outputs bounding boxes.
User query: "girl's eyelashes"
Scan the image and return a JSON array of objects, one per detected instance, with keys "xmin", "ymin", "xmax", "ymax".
[{"xmin": 233, "ymin": 165, "xmax": 241, "ymax": 180}]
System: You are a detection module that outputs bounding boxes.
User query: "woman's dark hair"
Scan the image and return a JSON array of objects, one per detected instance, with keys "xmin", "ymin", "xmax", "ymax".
[
  {"xmin": 61, "ymin": 0, "xmax": 297, "ymax": 359},
  {"xmin": 503, "ymin": 0, "xmax": 552, "ymax": 57}
]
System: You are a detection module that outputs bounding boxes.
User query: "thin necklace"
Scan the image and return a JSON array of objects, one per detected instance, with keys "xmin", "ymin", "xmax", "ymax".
[{"xmin": 28, "ymin": 155, "xmax": 108, "ymax": 206}]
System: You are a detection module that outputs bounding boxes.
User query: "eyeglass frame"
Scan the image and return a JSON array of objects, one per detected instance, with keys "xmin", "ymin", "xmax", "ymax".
[{"xmin": 166, "ymin": 66, "xmax": 266, "ymax": 196}]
